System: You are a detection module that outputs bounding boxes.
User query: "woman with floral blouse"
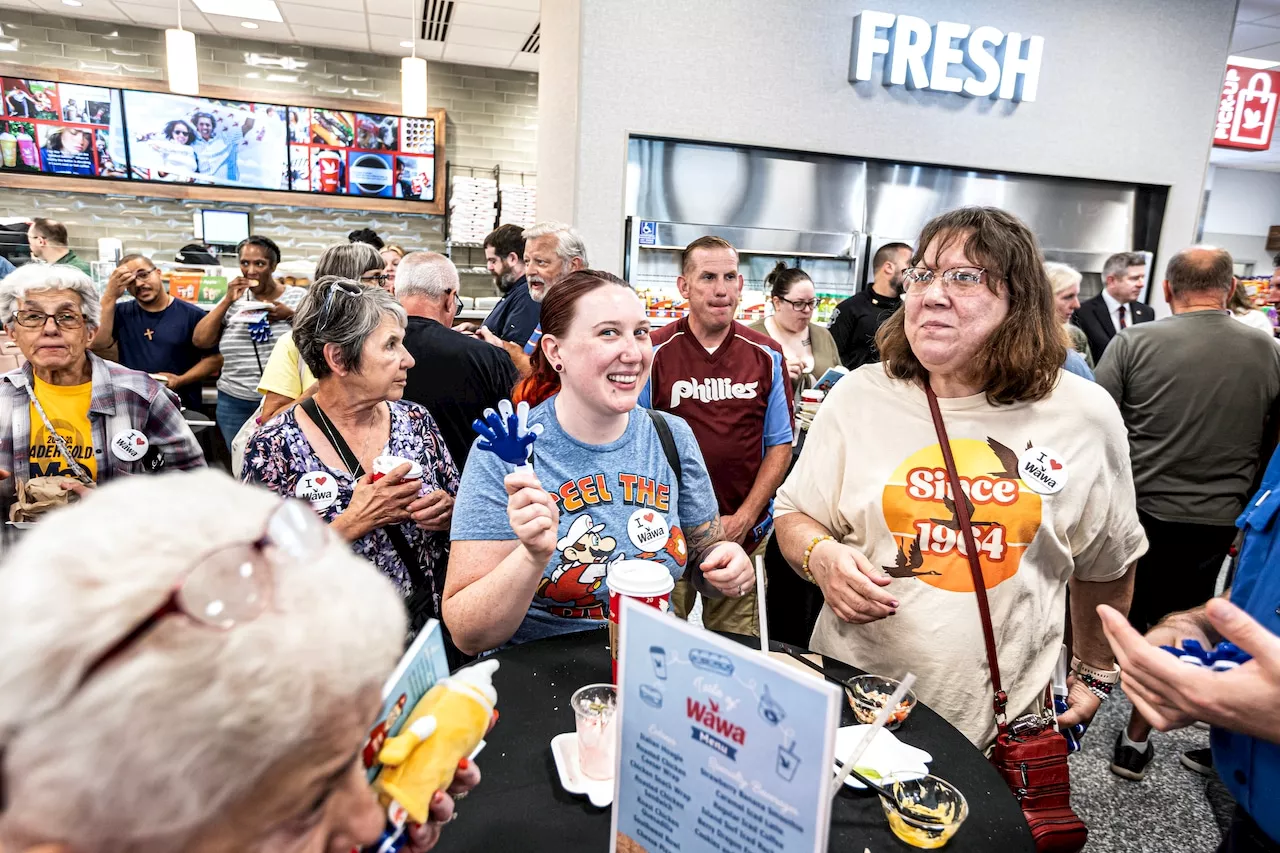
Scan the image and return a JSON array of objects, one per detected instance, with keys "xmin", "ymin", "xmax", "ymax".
[{"xmin": 243, "ymin": 278, "xmax": 457, "ymax": 634}]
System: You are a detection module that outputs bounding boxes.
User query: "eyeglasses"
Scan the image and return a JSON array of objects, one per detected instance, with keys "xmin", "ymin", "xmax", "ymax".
[
  {"xmin": 0, "ymin": 500, "xmax": 327, "ymax": 813},
  {"xmin": 446, "ymin": 289, "xmax": 463, "ymax": 312},
  {"xmin": 316, "ymin": 279, "xmax": 366, "ymax": 333},
  {"xmin": 776, "ymin": 296, "xmax": 817, "ymax": 312},
  {"xmin": 13, "ymin": 310, "xmax": 85, "ymax": 330},
  {"xmin": 360, "ymin": 272, "xmax": 391, "ymax": 288},
  {"xmin": 902, "ymin": 266, "xmax": 989, "ymax": 294}
]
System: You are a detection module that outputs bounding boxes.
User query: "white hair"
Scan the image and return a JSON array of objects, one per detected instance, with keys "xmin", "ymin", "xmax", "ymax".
[
  {"xmin": 1043, "ymin": 261, "xmax": 1083, "ymax": 296},
  {"xmin": 0, "ymin": 470, "xmax": 406, "ymax": 853},
  {"xmin": 396, "ymin": 251, "xmax": 458, "ymax": 300},
  {"xmin": 522, "ymin": 221, "xmax": 588, "ymax": 267},
  {"xmin": 0, "ymin": 264, "xmax": 102, "ymax": 329}
]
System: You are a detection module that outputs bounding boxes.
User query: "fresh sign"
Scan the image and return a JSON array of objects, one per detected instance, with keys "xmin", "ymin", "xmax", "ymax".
[
  {"xmin": 849, "ymin": 10, "xmax": 1045, "ymax": 102},
  {"xmin": 1214, "ymin": 65, "xmax": 1280, "ymax": 151}
]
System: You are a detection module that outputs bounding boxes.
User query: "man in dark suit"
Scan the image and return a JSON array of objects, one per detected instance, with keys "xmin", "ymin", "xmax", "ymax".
[{"xmin": 1072, "ymin": 251, "xmax": 1154, "ymax": 360}]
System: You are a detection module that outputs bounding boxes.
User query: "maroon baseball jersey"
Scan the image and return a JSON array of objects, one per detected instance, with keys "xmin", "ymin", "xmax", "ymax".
[{"xmin": 642, "ymin": 317, "xmax": 794, "ymax": 550}]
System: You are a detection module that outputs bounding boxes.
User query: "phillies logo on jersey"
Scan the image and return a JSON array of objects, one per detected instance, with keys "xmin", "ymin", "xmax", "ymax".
[{"xmin": 669, "ymin": 378, "xmax": 759, "ymax": 408}]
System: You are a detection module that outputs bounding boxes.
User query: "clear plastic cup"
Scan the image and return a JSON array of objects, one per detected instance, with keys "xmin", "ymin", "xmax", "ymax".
[{"xmin": 572, "ymin": 683, "xmax": 618, "ymax": 781}]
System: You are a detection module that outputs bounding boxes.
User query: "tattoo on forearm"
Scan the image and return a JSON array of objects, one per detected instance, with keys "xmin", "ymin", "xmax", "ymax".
[{"xmin": 686, "ymin": 516, "xmax": 726, "ymax": 573}]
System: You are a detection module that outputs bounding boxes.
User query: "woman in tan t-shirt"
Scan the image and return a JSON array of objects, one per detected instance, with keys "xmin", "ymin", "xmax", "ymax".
[{"xmin": 773, "ymin": 206, "xmax": 1148, "ymax": 749}]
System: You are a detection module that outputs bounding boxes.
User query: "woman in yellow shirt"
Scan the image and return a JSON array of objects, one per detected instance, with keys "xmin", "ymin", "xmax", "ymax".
[{"xmin": 255, "ymin": 242, "xmax": 388, "ymax": 422}]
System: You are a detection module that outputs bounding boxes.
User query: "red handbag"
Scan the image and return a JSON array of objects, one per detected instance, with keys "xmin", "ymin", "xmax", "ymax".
[{"xmin": 924, "ymin": 383, "xmax": 1088, "ymax": 853}]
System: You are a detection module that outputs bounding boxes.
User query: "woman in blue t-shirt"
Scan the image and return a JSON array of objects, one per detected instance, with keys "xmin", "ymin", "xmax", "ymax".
[{"xmin": 446, "ymin": 270, "xmax": 754, "ymax": 655}]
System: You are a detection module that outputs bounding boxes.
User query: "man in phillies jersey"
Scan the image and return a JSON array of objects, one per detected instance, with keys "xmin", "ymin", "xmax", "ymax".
[{"xmin": 639, "ymin": 236, "xmax": 793, "ymax": 636}]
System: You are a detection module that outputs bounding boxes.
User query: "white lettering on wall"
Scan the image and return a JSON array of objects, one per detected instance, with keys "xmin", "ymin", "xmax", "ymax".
[{"xmin": 849, "ymin": 11, "xmax": 1045, "ymax": 103}]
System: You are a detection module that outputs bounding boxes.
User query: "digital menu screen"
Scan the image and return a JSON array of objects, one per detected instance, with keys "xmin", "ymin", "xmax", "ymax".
[
  {"xmin": 288, "ymin": 106, "xmax": 435, "ymax": 201},
  {"xmin": 2, "ymin": 77, "xmax": 438, "ymax": 203},
  {"xmin": 1, "ymin": 77, "xmax": 127, "ymax": 178},
  {"xmin": 122, "ymin": 90, "xmax": 289, "ymax": 190}
]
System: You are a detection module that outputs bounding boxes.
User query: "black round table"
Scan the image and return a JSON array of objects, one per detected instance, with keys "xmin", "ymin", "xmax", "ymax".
[{"xmin": 444, "ymin": 628, "xmax": 1034, "ymax": 851}]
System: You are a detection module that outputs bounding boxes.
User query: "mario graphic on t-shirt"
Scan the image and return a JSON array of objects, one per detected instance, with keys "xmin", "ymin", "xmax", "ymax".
[{"xmin": 540, "ymin": 513, "xmax": 622, "ymax": 618}]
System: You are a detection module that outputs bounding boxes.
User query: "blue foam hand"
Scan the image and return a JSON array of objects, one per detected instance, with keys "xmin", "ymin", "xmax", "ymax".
[
  {"xmin": 472, "ymin": 399, "xmax": 543, "ymax": 468},
  {"xmin": 1159, "ymin": 639, "xmax": 1253, "ymax": 671}
]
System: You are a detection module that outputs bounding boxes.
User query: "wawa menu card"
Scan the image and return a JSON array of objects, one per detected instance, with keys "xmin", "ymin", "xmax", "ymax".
[{"xmin": 611, "ymin": 601, "xmax": 841, "ymax": 853}]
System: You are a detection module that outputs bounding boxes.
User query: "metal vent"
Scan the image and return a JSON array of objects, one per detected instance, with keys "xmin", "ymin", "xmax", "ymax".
[
  {"xmin": 521, "ymin": 22, "xmax": 539, "ymax": 53},
  {"xmin": 420, "ymin": 0, "xmax": 453, "ymax": 42}
]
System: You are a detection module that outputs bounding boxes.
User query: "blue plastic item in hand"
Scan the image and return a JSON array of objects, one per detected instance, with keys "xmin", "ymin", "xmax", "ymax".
[
  {"xmin": 1159, "ymin": 639, "xmax": 1253, "ymax": 671},
  {"xmin": 472, "ymin": 399, "xmax": 543, "ymax": 470}
]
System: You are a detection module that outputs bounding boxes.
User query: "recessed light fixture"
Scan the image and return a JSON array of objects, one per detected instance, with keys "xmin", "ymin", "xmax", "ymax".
[
  {"xmin": 1228, "ymin": 54, "xmax": 1280, "ymax": 70},
  {"xmin": 240, "ymin": 20, "xmax": 258, "ymax": 28},
  {"xmin": 191, "ymin": 0, "xmax": 282, "ymax": 23}
]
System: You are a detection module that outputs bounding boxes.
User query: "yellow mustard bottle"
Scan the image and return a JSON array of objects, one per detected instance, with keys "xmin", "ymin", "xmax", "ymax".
[{"xmin": 374, "ymin": 659, "xmax": 499, "ymax": 824}]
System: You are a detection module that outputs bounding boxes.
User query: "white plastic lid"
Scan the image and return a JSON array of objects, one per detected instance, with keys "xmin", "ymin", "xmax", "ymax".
[
  {"xmin": 800, "ymin": 390, "xmax": 825, "ymax": 402},
  {"xmin": 607, "ymin": 559, "xmax": 676, "ymax": 597},
  {"xmin": 447, "ymin": 658, "xmax": 499, "ymax": 710},
  {"xmin": 373, "ymin": 455, "xmax": 423, "ymax": 479}
]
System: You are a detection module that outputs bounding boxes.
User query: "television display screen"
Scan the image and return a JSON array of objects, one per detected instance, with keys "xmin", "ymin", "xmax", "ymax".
[
  {"xmin": 123, "ymin": 90, "xmax": 288, "ymax": 189},
  {"xmin": 201, "ymin": 209, "xmax": 250, "ymax": 245},
  {"xmin": 287, "ymin": 106, "xmax": 435, "ymax": 201},
  {"xmin": 0, "ymin": 78, "xmax": 126, "ymax": 178}
]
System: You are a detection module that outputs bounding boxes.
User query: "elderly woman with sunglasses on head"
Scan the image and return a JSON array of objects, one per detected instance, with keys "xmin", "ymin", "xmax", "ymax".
[
  {"xmin": 774, "ymin": 207, "xmax": 1147, "ymax": 750},
  {"xmin": 0, "ymin": 264, "xmax": 203, "ymax": 519},
  {"xmin": 0, "ymin": 471, "xmax": 479, "ymax": 853},
  {"xmin": 243, "ymin": 278, "xmax": 458, "ymax": 636},
  {"xmin": 254, "ymin": 242, "xmax": 390, "ymax": 428}
]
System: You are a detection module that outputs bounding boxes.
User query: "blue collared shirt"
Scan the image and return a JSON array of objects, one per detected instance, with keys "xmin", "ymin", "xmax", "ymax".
[{"xmin": 1212, "ymin": 451, "xmax": 1280, "ymax": 842}]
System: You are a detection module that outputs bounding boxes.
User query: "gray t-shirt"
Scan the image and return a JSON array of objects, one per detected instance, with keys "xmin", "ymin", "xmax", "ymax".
[
  {"xmin": 216, "ymin": 286, "xmax": 307, "ymax": 401},
  {"xmin": 1096, "ymin": 310, "xmax": 1280, "ymax": 524},
  {"xmin": 450, "ymin": 395, "xmax": 721, "ymax": 649}
]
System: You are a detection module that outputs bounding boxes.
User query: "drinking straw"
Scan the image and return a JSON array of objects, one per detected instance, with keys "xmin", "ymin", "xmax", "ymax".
[
  {"xmin": 755, "ymin": 555, "xmax": 768, "ymax": 653},
  {"xmin": 830, "ymin": 672, "xmax": 917, "ymax": 798}
]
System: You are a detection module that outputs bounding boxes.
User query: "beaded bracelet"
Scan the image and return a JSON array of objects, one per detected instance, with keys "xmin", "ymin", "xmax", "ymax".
[
  {"xmin": 1076, "ymin": 671, "xmax": 1115, "ymax": 702},
  {"xmin": 802, "ymin": 535, "xmax": 833, "ymax": 584}
]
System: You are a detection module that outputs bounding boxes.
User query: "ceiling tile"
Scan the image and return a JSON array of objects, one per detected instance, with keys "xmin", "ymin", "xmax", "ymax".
[
  {"xmin": 508, "ymin": 50, "xmax": 537, "ymax": 71},
  {"xmin": 446, "ymin": 23, "xmax": 526, "ymax": 50},
  {"xmin": 455, "ymin": 0, "xmax": 537, "ymax": 9},
  {"xmin": 210, "ymin": 15, "xmax": 291, "ymax": 37},
  {"xmin": 1235, "ymin": 41, "xmax": 1280, "ymax": 62},
  {"xmin": 441, "ymin": 41, "xmax": 512, "ymax": 67},
  {"xmin": 1248, "ymin": 12, "xmax": 1280, "ymax": 28},
  {"xmin": 1237, "ymin": 0, "xmax": 1280, "ymax": 24},
  {"xmin": 0, "ymin": 0, "xmax": 41, "ymax": 10},
  {"xmin": 366, "ymin": 12, "xmax": 412, "ymax": 36},
  {"xmin": 1232, "ymin": 22, "xmax": 1280, "ymax": 52},
  {"xmin": 278, "ymin": 2, "xmax": 363, "ymax": 29},
  {"xmin": 106, "ymin": 1, "xmax": 209, "ymax": 28},
  {"xmin": 449, "ymin": 3, "xmax": 536, "ymax": 33},
  {"xmin": 289, "ymin": 22, "xmax": 369, "ymax": 50}
]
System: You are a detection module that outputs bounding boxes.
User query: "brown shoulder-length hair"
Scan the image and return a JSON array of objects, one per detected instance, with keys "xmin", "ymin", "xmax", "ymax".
[{"xmin": 876, "ymin": 206, "xmax": 1066, "ymax": 405}]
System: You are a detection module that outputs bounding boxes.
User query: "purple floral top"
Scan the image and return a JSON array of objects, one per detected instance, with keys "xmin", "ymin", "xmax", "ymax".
[{"xmin": 242, "ymin": 399, "xmax": 459, "ymax": 617}]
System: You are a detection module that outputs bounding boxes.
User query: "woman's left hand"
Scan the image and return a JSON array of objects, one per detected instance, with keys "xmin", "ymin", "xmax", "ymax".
[
  {"xmin": 1056, "ymin": 677, "xmax": 1101, "ymax": 730},
  {"xmin": 409, "ymin": 489, "xmax": 455, "ymax": 531},
  {"xmin": 699, "ymin": 541, "xmax": 756, "ymax": 598},
  {"xmin": 404, "ymin": 758, "xmax": 482, "ymax": 852},
  {"xmin": 266, "ymin": 300, "xmax": 295, "ymax": 322}
]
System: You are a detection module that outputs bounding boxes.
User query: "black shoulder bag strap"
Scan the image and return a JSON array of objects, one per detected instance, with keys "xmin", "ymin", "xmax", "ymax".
[
  {"xmin": 300, "ymin": 398, "xmax": 430, "ymax": 595},
  {"xmin": 645, "ymin": 407, "xmax": 683, "ymax": 491}
]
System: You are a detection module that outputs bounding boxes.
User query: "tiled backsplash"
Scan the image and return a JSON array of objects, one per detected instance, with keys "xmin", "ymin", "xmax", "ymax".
[{"xmin": 0, "ymin": 9, "xmax": 536, "ymax": 295}]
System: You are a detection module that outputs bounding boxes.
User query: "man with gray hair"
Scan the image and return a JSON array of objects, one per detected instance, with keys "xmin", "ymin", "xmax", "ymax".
[
  {"xmin": 1097, "ymin": 246, "xmax": 1280, "ymax": 783},
  {"xmin": 398, "ymin": 251, "xmax": 518, "ymax": 467},
  {"xmin": 1072, "ymin": 250, "xmax": 1154, "ymax": 360},
  {"xmin": 477, "ymin": 221, "xmax": 587, "ymax": 374}
]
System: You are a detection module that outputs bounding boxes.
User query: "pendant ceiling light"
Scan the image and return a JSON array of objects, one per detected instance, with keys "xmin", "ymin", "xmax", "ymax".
[
  {"xmin": 400, "ymin": 0, "xmax": 427, "ymax": 117},
  {"xmin": 165, "ymin": 0, "xmax": 199, "ymax": 95}
]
